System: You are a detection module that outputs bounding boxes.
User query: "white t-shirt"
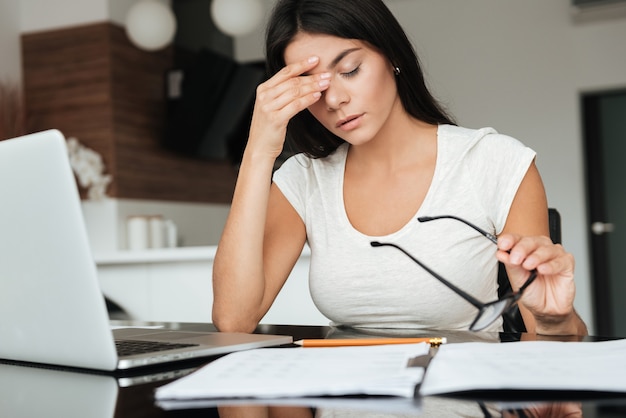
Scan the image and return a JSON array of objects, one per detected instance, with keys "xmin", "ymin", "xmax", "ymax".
[{"xmin": 273, "ymin": 125, "xmax": 536, "ymax": 332}]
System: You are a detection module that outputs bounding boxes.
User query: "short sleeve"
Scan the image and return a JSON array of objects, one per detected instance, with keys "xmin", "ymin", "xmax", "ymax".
[
  {"xmin": 272, "ymin": 154, "xmax": 311, "ymax": 222},
  {"xmin": 465, "ymin": 132, "xmax": 536, "ymax": 234}
]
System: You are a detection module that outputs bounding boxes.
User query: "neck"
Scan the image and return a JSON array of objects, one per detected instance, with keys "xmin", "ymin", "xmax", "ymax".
[{"xmin": 348, "ymin": 111, "xmax": 438, "ymax": 172}]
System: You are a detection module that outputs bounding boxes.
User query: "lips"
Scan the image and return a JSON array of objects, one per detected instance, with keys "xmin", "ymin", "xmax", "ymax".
[{"xmin": 336, "ymin": 114, "xmax": 363, "ymax": 130}]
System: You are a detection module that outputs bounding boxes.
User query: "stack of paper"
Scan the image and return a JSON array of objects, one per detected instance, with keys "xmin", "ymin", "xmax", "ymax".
[{"xmin": 155, "ymin": 343, "xmax": 429, "ymax": 401}]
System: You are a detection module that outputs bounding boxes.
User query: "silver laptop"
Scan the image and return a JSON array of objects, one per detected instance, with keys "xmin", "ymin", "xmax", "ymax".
[{"xmin": 0, "ymin": 130, "xmax": 292, "ymax": 372}]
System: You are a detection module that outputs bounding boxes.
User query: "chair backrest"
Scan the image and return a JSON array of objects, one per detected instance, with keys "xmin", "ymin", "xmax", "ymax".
[{"xmin": 498, "ymin": 208, "xmax": 561, "ymax": 333}]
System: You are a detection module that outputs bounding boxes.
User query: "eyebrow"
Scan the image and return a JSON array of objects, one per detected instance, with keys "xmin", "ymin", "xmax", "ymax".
[{"xmin": 327, "ymin": 47, "xmax": 362, "ymax": 70}]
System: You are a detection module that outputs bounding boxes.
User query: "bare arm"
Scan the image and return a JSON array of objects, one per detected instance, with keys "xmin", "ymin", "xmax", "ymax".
[
  {"xmin": 212, "ymin": 57, "xmax": 330, "ymax": 333},
  {"xmin": 499, "ymin": 161, "xmax": 587, "ymax": 336}
]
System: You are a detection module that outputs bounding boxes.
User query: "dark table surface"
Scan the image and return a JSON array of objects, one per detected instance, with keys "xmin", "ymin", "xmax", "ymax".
[{"xmin": 3, "ymin": 321, "xmax": 626, "ymax": 418}]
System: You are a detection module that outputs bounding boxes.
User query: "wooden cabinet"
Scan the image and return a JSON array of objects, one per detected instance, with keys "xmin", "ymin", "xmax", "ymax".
[{"xmin": 21, "ymin": 22, "xmax": 237, "ymax": 203}]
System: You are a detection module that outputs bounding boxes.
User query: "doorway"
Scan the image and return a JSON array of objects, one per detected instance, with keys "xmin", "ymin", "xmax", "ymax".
[{"xmin": 582, "ymin": 88, "xmax": 626, "ymax": 337}]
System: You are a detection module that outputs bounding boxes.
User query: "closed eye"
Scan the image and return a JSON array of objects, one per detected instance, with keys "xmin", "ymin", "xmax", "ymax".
[{"xmin": 341, "ymin": 66, "xmax": 360, "ymax": 79}]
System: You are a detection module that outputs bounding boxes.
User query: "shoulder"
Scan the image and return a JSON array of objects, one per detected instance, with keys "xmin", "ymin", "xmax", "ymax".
[
  {"xmin": 438, "ymin": 124, "xmax": 496, "ymax": 140},
  {"xmin": 274, "ymin": 144, "xmax": 349, "ymax": 179},
  {"xmin": 439, "ymin": 124, "xmax": 524, "ymax": 146},
  {"xmin": 272, "ymin": 145, "xmax": 348, "ymax": 221},
  {"xmin": 438, "ymin": 124, "xmax": 534, "ymax": 160}
]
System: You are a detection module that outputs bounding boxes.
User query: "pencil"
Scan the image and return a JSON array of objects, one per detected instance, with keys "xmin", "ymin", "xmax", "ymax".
[{"xmin": 294, "ymin": 337, "xmax": 446, "ymax": 348}]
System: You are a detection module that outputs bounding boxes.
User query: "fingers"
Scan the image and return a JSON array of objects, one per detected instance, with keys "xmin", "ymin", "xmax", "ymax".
[
  {"xmin": 496, "ymin": 234, "xmax": 574, "ymax": 276},
  {"xmin": 264, "ymin": 56, "xmax": 324, "ymax": 88},
  {"xmin": 246, "ymin": 56, "xmax": 330, "ymax": 156},
  {"xmin": 498, "ymin": 234, "xmax": 583, "ymax": 334},
  {"xmin": 256, "ymin": 56, "xmax": 330, "ymax": 122}
]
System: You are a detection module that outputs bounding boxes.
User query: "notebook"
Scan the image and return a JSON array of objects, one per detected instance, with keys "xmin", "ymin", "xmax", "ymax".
[{"xmin": 0, "ymin": 130, "xmax": 292, "ymax": 372}]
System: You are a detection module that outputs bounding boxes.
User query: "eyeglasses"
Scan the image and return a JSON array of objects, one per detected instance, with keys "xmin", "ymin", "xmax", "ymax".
[{"xmin": 370, "ymin": 215, "xmax": 537, "ymax": 332}]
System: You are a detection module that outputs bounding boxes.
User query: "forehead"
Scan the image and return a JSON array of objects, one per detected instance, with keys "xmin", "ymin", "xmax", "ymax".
[{"xmin": 284, "ymin": 32, "xmax": 368, "ymax": 66}]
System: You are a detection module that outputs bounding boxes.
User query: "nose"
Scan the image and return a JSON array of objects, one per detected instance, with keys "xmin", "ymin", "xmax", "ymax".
[{"xmin": 323, "ymin": 79, "xmax": 349, "ymax": 111}]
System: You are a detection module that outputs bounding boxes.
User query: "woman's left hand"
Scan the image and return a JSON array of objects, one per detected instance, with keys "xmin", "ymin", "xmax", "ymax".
[{"xmin": 496, "ymin": 234, "xmax": 584, "ymax": 334}]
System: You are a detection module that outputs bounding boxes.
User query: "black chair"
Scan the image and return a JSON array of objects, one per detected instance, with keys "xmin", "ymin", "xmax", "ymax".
[{"xmin": 498, "ymin": 208, "xmax": 561, "ymax": 333}]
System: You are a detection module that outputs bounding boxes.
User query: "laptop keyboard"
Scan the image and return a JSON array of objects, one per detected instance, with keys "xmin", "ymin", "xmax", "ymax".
[{"xmin": 115, "ymin": 339, "xmax": 199, "ymax": 357}]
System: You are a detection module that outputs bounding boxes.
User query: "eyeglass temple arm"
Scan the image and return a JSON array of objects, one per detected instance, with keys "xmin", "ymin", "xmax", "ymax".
[
  {"xmin": 370, "ymin": 241, "xmax": 484, "ymax": 309},
  {"xmin": 418, "ymin": 215, "xmax": 498, "ymax": 244},
  {"xmin": 517, "ymin": 269, "xmax": 538, "ymax": 294},
  {"xmin": 420, "ymin": 215, "xmax": 539, "ymax": 294}
]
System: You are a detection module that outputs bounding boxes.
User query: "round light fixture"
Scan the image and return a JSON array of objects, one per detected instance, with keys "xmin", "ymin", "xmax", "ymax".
[
  {"xmin": 125, "ymin": 0, "xmax": 177, "ymax": 51},
  {"xmin": 210, "ymin": 0, "xmax": 264, "ymax": 37}
]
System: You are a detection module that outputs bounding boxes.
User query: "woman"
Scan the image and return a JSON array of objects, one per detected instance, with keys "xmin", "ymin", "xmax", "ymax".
[{"xmin": 212, "ymin": 0, "xmax": 587, "ymax": 336}]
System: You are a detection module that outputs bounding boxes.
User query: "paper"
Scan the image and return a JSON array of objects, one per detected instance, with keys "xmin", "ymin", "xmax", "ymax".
[
  {"xmin": 419, "ymin": 338, "xmax": 626, "ymax": 396},
  {"xmin": 155, "ymin": 343, "xmax": 429, "ymax": 401}
]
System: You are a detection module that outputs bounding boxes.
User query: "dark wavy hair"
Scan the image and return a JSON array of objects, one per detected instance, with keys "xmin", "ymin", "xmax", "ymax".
[{"xmin": 265, "ymin": 0, "xmax": 456, "ymax": 158}]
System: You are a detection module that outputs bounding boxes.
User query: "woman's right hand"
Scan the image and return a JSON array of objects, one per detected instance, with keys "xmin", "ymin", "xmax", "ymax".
[
  {"xmin": 213, "ymin": 59, "xmax": 323, "ymax": 334},
  {"xmin": 247, "ymin": 56, "xmax": 331, "ymax": 159}
]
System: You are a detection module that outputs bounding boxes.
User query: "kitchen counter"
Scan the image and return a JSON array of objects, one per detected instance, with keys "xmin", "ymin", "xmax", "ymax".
[{"xmin": 95, "ymin": 246, "xmax": 325, "ymax": 326}]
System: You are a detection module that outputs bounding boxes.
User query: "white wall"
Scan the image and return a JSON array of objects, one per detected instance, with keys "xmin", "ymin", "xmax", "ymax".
[
  {"xmin": 18, "ymin": 0, "xmax": 172, "ymax": 33},
  {"xmin": 6, "ymin": 0, "xmax": 626, "ymax": 332},
  {"xmin": 19, "ymin": 0, "xmax": 108, "ymax": 33},
  {"xmin": 0, "ymin": 0, "xmax": 22, "ymax": 81}
]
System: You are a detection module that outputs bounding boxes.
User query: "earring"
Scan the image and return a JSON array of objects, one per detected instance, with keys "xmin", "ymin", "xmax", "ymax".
[{"xmin": 393, "ymin": 66, "xmax": 401, "ymax": 76}]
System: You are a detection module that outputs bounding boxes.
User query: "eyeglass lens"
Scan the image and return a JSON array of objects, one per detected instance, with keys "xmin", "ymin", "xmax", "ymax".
[{"xmin": 471, "ymin": 298, "xmax": 513, "ymax": 331}]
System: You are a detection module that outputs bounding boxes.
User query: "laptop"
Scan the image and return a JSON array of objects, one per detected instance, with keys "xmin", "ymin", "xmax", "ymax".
[{"xmin": 0, "ymin": 130, "xmax": 292, "ymax": 372}]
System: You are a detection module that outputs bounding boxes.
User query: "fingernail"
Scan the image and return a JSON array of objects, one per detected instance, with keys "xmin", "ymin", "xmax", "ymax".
[
  {"xmin": 308, "ymin": 56, "xmax": 319, "ymax": 63},
  {"xmin": 319, "ymin": 79, "xmax": 330, "ymax": 88},
  {"xmin": 319, "ymin": 72, "xmax": 331, "ymax": 79}
]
